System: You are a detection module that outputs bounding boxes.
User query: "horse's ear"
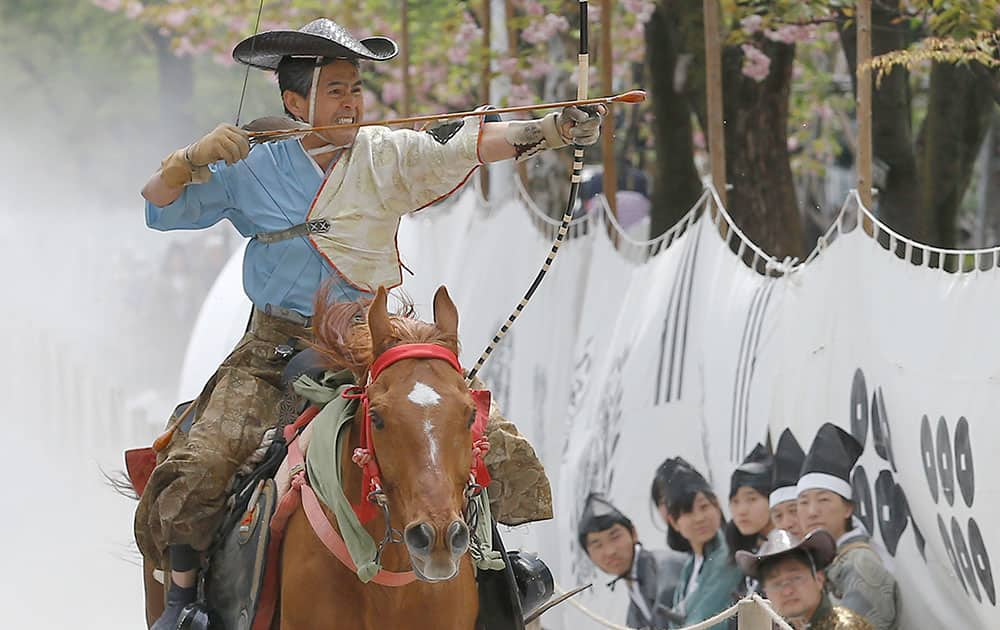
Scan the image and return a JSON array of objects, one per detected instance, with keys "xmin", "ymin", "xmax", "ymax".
[
  {"xmin": 433, "ymin": 286, "xmax": 459, "ymax": 338},
  {"xmin": 368, "ymin": 286, "xmax": 393, "ymax": 355}
]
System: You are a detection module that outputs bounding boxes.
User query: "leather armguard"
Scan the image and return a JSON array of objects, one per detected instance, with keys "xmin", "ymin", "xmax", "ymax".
[{"xmin": 504, "ymin": 113, "xmax": 568, "ymax": 163}]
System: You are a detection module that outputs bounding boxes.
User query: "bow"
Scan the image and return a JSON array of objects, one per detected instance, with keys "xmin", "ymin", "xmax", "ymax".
[{"xmin": 467, "ymin": 0, "xmax": 592, "ymax": 383}]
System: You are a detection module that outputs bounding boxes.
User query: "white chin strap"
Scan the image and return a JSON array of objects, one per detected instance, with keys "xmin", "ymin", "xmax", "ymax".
[{"xmin": 305, "ymin": 58, "xmax": 351, "ymax": 157}]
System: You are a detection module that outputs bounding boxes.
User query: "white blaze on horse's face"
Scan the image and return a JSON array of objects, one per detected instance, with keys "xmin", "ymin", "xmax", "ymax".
[
  {"xmin": 407, "ymin": 381, "xmax": 441, "ymax": 407},
  {"xmin": 423, "ymin": 418, "xmax": 439, "ymax": 466}
]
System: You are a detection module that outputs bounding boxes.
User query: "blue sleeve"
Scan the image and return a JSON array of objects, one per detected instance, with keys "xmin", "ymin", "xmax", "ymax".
[{"xmin": 145, "ymin": 162, "xmax": 254, "ymax": 236}]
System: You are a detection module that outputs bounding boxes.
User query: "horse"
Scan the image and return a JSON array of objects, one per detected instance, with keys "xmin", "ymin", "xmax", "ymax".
[{"xmin": 276, "ymin": 284, "xmax": 482, "ymax": 629}]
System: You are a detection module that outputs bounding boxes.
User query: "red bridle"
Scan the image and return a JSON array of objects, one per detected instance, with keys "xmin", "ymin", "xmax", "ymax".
[{"xmin": 342, "ymin": 343, "xmax": 492, "ymax": 523}]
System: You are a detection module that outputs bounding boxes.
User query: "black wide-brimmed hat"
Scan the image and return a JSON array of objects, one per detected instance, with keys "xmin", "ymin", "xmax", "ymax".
[
  {"xmin": 729, "ymin": 442, "xmax": 773, "ymax": 499},
  {"xmin": 735, "ymin": 528, "xmax": 836, "ymax": 579},
  {"xmin": 770, "ymin": 429, "xmax": 805, "ymax": 508},
  {"xmin": 233, "ymin": 18, "xmax": 399, "ymax": 70}
]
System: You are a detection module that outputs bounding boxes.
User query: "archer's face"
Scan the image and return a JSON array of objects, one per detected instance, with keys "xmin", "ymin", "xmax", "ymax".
[{"xmin": 285, "ymin": 60, "xmax": 365, "ymax": 148}]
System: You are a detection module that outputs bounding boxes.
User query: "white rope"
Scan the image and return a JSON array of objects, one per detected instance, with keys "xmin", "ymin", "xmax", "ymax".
[
  {"xmin": 555, "ymin": 581, "xmax": 793, "ymax": 630},
  {"xmin": 849, "ymin": 189, "xmax": 1000, "ymax": 272},
  {"xmin": 506, "ymin": 171, "xmax": 1000, "ymax": 276}
]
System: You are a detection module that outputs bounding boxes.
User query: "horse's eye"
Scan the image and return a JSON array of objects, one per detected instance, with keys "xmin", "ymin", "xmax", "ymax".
[{"xmin": 370, "ymin": 410, "xmax": 385, "ymax": 430}]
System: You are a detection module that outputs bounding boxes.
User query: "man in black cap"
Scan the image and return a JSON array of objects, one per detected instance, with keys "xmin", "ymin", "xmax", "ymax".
[
  {"xmin": 137, "ymin": 18, "xmax": 604, "ymax": 629},
  {"xmin": 578, "ymin": 494, "xmax": 683, "ymax": 629},
  {"xmin": 769, "ymin": 429, "xmax": 805, "ymax": 537},
  {"xmin": 736, "ymin": 528, "xmax": 874, "ymax": 629},
  {"xmin": 797, "ymin": 423, "xmax": 900, "ymax": 630}
]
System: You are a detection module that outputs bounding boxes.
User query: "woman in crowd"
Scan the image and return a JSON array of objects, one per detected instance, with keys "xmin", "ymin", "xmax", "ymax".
[
  {"xmin": 663, "ymin": 461, "xmax": 743, "ymax": 629},
  {"xmin": 725, "ymin": 443, "xmax": 773, "ymax": 597},
  {"xmin": 797, "ymin": 423, "xmax": 901, "ymax": 630}
]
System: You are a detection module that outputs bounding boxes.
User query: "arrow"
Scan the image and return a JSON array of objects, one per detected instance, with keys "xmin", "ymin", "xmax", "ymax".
[{"xmin": 246, "ymin": 89, "xmax": 646, "ymax": 142}]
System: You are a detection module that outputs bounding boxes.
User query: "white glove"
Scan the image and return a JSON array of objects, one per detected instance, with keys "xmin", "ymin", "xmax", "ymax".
[
  {"xmin": 159, "ymin": 123, "xmax": 250, "ymax": 188},
  {"xmin": 186, "ymin": 123, "xmax": 251, "ymax": 166}
]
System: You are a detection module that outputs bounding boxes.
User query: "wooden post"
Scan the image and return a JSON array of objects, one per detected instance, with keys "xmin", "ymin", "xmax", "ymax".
[
  {"xmin": 703, "ymin": 0, "xmax": 727, "ymax": 207},
  {"xmin": 600, "ymin": 0, "xmax": 617, "ymax": 218},
  {"xmin": 737, "ymin": 598, "xmax": 772, "ymax": 630},
  {"xmin": 856, "ymin": 0, "xmax": 873, "ymax": 209},
  {"xmin": 401, "ymin": 0, "xmax": 412, "ymax": 118}
]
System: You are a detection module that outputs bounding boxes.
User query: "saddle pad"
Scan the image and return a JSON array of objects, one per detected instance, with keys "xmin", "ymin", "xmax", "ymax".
[
  {"xmin": 125, "ymin": 447, "xmax": 156, "ymax": 497},
  {"xmin": 205, "ymin": 479, "xmax": 278, "ymax": 630}
]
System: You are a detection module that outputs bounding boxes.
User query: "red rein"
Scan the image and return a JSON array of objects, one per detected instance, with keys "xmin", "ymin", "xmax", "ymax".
[{"xmin": 342, "ymin": 344, "xmax": 492, "ymax": 523}]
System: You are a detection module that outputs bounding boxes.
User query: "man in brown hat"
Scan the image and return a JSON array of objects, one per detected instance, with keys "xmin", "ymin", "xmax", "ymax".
[
  {"xmin": 137, "ymin": 17, "xmax": 604, "ymax": 629},
  {"xmin": 736, "ymin": 529, "xmax": 874, "ymax": 630}
]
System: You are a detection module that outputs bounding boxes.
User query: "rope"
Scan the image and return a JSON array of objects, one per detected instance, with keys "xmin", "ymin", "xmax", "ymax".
[
  {"xmin": 555, "ymin": 581, "xmax": 795, "ymax": 630},
  {"xmin": 849, "ymin": 189, "xmax": 1000, "ymax": 271}
]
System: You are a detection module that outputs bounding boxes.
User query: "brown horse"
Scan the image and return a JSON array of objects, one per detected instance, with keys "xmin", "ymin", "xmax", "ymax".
[{"xmin": 277, "ymin": 285, "xmax": 481, "ymax": 629}]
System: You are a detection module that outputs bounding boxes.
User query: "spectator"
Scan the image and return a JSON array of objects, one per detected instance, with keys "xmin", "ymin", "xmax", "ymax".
[
  {"xmin": 663, "ymin": 462, "xmax": 743, "ymax": 629},
  {"xmin": 650, "ymin": 456, "xmax": 693, "ymax": 529},
  {"xmin": 578, "ymin": 493, "xmax": 679, "ymax": 629},
  {"xmin": 770, "ymin": 429, "xmax": 806, "ymax": 537},
  {"xmin": 725, "ymin": 442, "xmax": 773, "ymax": 597},
  {"xmin": 797, "ymin": 423, "xmax": 901, "ymax": 630},
  {"xmin": 736, "ymin": 528, "xmax": 874, "ymax": 629}
]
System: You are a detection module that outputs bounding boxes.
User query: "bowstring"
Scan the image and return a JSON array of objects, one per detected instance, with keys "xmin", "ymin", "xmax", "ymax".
[
  {"xmin": 234, "ymin": 0, "xmax": 265, "ymax": 126},
  {"xmin": 232, "ymin": 0, "xmax": 354, "ymax": 305}
]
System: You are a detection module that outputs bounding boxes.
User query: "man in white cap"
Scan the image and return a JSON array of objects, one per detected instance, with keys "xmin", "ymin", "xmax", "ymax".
[
  {"xmin": 736, "ymin": 528, "xmax": 874, "ymax": 629},
  {"xmin": 136, "ymin": 17, "xmax": 605, "ymax": 629},
  {"xmin": 796, "ymin": 423, "xmax": 900, "ymax": 630},
  {"xmin": 769, "ymin": 428, "xmax": 805, "ymax": 537}
]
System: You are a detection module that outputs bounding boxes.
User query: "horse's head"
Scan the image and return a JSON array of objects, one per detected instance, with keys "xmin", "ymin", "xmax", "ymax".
[{"xmin": 325, "ymin": 285, "xmax": 476, "ymax": 582}]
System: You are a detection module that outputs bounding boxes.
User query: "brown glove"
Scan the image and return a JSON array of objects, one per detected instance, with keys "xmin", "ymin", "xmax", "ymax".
[{"xmin": 159, "ymin": 124, "xmax": 251, "ymax": 188}]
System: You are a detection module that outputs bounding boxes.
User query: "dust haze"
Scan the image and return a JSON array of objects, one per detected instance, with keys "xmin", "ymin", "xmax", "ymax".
[{"xmin": 0, "ymin": 14, "xmax": 276, "ymax": 628}]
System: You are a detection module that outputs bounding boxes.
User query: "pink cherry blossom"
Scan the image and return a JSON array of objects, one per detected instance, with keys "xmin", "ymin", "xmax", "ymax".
[
  {"xmin": 741, "ymin": 43, "xmax": 771, "ymax": 82},
  {"xmin": 497, "ymin": 57, "xmax": 519, "ymax": 75},
  {"xmin": 521, "ymin": 14, "xmax": 570, "ymax": 45},
  {"xmin": 522, "ymin": 0, "xmax": 545, "ymax": 17},
  {"xmin": 740, "ymin": 14, "xmax": 764, "ymax": 35},
  {"xmin": 163, "ymin": 8, "xmax": 190, "ymax": 28}
]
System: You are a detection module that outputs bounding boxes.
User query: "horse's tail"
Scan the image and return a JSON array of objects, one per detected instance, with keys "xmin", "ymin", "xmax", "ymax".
[{"xmin": 102, "ymin": 466, "xmax": 139, "ymax": 501}]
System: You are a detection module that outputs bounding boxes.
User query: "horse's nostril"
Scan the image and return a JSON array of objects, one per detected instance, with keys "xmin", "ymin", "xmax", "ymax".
[
  {"xmin": 404, "ymin": 523, "xmax": 436, "ymax": 553},
  {"xmin": 447, "ymin": 520, "xmax": 470, "ymax": 554}
]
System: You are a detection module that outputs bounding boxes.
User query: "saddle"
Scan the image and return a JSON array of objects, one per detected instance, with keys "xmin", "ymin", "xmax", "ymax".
[{"xmin": 125, "ymin": 349, "xmax": 556, "ymax": 630}]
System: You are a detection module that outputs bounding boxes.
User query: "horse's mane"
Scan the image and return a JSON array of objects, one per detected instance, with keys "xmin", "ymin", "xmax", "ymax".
[{"xmin": 311, "ymin": 288, "xmax": 460, "ymax": 376}]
